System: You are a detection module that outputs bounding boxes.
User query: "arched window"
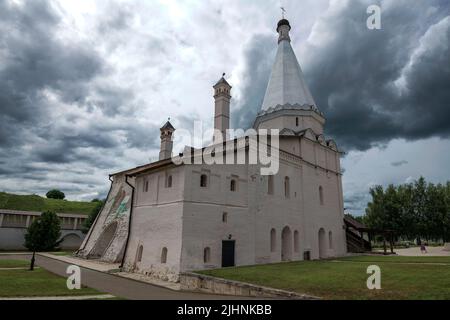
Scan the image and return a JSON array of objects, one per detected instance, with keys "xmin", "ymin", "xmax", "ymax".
[
  {"xmin": 296, "ymin": 117, "xmax": 299, "ymax": 127},
  {"xmin": 294, "ymin": 231, "xmax": 299, "ymax": 253},
  {"xmin": 329, "ymin": 231, "xmax": 333, "ymax": 249},
  {"xmin": 143, "ymin": 179, "xmax": 149, "ymax": 193},
  {"xmin": 137, "ymin": 245, "xmax": 143, "ymax": 262},
  {"xmin": 284, "ymin": 177, "xmax": 290, "ymax": 198},
  {"xmin": 319, "ymin": 186, "xmax": 324, "ymax": 205},
  {"xmin": 203, "ymin": 247, "xmax": 211, "ymax": 263},
  {"xmin": 270, "ymin": 228, "xmax": 276, "ymax": 252},
  {"xmin": 161, "ymin": 247, "xmax": 168, "ymax": 264},
  {"xmin": 167, "ymin": 175, "xmax": 173, "ymax": 188},
  {"xmin": 268, "ymin": 175, "xmax": 274, "ymax": 195},
  {"xmin": 200, "ymin": 174, "xmax": 208, "ymax": 188},
  {"xmin": 230, "ymin": 179, "xmax": 237, "ymax": 192},
  {"xmin": 222, "ymin": 212, "xmax": 228, "ymax": 223}
]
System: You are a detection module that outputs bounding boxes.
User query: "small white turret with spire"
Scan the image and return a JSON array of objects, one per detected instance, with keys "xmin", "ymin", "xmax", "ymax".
[
  {"xmin": 213, "ymin": 73, "xmax": 232, "ymax": 143},
  {"xmin": 159, "ymin": 119, "xmax": 175, "ymax": 160}
]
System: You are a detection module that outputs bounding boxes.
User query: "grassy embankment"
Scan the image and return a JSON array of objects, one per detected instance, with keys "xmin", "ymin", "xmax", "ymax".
[
  {"xmin": 0, "ymin": 192, "xmax": 96, "ymax": 215},
  {"xmin": 199, "ymin": 255, "xmax": 450, "ymax": 300}
]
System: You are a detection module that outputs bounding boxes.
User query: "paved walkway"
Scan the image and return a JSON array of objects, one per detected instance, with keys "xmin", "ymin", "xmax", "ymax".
[
  {"xmin": 0, "ymin": 294, "xmax": 115, "ymax": 300},
  {"xmin": 39, "ymin": 253, "xmax": 181, "ymax": 290},
  {"xmin": 0, "ymin": 254, "xmax": 251, "ymax": 300},
  {"xmin": 38, "ymin": 253, "xmax": 120, "ymax": 273},
  {"xmin": 395, "ymin": 246, "xmax": 450, "ymax": 256}
]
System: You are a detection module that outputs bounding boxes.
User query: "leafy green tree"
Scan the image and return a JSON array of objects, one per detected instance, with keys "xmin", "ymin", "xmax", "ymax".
[
  {"xmin": 24, "ymin": 211, "xmax": 61, "ymax": 270},
  {"xmin": 364, "ymin": 177, "xmax": 450, "ymax": 243},
  {"xmin": 413, "ymin": 177, "xmax": 428, "ymax": 240},
  {"xmin": 397, "ymin": 184, "xmax": 415, "ymax": 239},
  {"xmin": 365, "ymin": 185, "xmax": 386, "ymax": 231},
  {"xmin": 426, "ymin": 183, "xmax": 449, "ymax": 242},
  {"xmin": 82, "ymin": 200, "xmax": 104, "ymax": 234},
  {"xmin": 46, "ymin": 189, "xmax": 65, "ymax": 200}
]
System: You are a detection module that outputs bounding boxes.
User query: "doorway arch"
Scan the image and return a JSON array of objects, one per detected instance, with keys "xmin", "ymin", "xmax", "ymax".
[
  {"xmin": 318, "ymin": 228, "xmax": 326, "ymax": 259},
  {"xmin": 89, "ymin": 222, "xmax": 118, "ymax": 259},
  {"xmin": 281, "ymin": 226, "xmax": 292, "ymax": 261},
  {"xmin": 60, "ymin": 233, "xmax": 82, "ymax": 250}
]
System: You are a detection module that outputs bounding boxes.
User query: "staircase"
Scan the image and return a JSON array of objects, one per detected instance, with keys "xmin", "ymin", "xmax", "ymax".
[
  {"xmin": 344, "ymin": 216, "xmax": 372, "ymax": 253},
  {"xmin": 346, "ymin": 228, "xmax": 371, "ymax": 253}
]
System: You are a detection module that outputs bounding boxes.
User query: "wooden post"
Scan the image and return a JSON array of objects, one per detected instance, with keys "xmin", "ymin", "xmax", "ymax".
[
  {"xmin": 390, "ymin": 234, "xmax": 394, "ymax": 254},
  {"xmin": 30, "ymin": 251, "xmax": 35, "ymax": 271},
  {"xmin": 360, "ymin": 231, "xmax": 365, "ymax": 252}
]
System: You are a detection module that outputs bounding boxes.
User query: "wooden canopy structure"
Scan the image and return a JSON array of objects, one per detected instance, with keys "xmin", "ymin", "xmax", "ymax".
[{"xmin": 344, "ymin": 216, "xmax": 395, "ymax": 255}]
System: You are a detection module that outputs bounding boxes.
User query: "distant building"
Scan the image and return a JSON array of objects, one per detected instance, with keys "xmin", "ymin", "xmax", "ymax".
[
  {"xmin": 0, "ymin": 209, "xmax": 87, "ymax": 250},
  {"xmin": 77, "ymin": 18, "xmax": 347, "ymax": 282}
]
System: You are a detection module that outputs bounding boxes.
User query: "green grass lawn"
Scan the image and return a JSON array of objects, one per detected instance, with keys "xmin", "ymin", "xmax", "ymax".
[
  {"xmin": 0, "ymin": 192, "xmax": 96, "ymax": 214},
  {"xmin": 0, "ymin": 260, "xmax": 102, "ymax": 297},
  {"xmin": 198, "ymin": 256, "xmax": 450, "ymax": 300},
  {"xmin": 340, "ymin": 255, "xmax": 450, "ymax": 264},
  {"xmin": 0, "ymin": 259, "xmax": 30, "ymax": 268}
]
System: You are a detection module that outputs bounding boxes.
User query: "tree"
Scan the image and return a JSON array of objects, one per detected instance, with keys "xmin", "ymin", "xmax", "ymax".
[
  {"xmin": 82, "ymin": 200, "xmax": 104, "ymax": 234},
  {"xmin": 412, "ymin": 177, "xmax": 428, "ymax": 240},
  {"xmin": 364, "ymin": 177, "xmax": 450, "ymax": 243},
  {"xmin": 46, "ymin": 189, "xmax": 65, "ymax": 200},
  {"xmin": 396, "ymin": 184, "xmax": 415, "ymax": 239},
  {"xmin": 24, "ymin": 211, "xmax": 61, "ymax": 270},
  {"xmin": 365, "ymin": 185, "xmax": 386, "ymax": 231}
]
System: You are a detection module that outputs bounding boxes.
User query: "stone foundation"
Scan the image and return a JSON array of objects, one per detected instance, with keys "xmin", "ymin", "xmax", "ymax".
[{"xmin": 122, "ymin": 262, "xmax": 180, "ymax": 283}]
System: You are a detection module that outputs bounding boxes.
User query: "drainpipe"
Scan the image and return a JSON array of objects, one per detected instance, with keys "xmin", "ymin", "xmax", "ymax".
[
  {"xmin": 120, "ymin": 174, "xmax": 135, "ymax": 269},
  {"xmin": 77, "ymin": 175, "xmax": 114, "ymax": 254}
]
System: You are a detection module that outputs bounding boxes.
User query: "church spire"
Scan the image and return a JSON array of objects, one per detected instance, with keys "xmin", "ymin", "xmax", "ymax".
[{"xmin": 260, "ymin": 18, "xmax": 317, "ymax": 112}]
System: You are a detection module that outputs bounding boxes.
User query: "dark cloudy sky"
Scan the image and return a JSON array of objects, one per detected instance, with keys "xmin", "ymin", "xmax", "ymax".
[{"xmin": 1, "ymin": 0, "xmax": 449, "ymax": 216}]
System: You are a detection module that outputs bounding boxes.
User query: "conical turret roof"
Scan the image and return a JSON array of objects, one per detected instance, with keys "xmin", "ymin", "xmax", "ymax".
[
  {"xmin": 261, "ymin": 19, "xmax": 318, "ymax": 112},
  {"xmin": 160, "ymin": 120, "xmax": 175, "ymax": 131}
]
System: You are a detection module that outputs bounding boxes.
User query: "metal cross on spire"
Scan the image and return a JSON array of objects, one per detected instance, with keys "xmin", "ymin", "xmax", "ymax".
[{"xmin": 280, "ymin": 7, "xmax": 286, "ymax": 19}]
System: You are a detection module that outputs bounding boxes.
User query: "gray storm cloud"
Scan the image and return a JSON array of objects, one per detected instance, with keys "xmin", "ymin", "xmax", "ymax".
[
  {"xmin": 0, "ymin": 0, "xmax": 449, "ymax": 204},
  {"xmin": 234, "ymin": 0, "xmax": 450, "ymax": 152}
]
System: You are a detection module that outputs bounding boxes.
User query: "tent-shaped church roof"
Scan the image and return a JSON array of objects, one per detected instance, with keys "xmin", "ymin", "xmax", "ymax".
[{"xmin": 261, "ymin": 19, "xmax": 318, "ymax": 112}]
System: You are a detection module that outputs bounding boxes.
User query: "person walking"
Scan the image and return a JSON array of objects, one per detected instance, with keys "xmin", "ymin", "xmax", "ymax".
[{"xmin": 420, "ymin": 243, "xmax": 428, "ymax": 254}]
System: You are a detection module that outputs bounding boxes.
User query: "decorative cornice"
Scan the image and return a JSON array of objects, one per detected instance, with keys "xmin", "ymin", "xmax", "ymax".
[{"xmin": 257, "ymin": 103, "xmax": 323, "ymax": 117}]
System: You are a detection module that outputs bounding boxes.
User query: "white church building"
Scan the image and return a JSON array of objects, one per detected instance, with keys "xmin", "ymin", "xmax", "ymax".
[{"xmin": 77, "ymin": 18, "xmax": 347, "ymax": 281}]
